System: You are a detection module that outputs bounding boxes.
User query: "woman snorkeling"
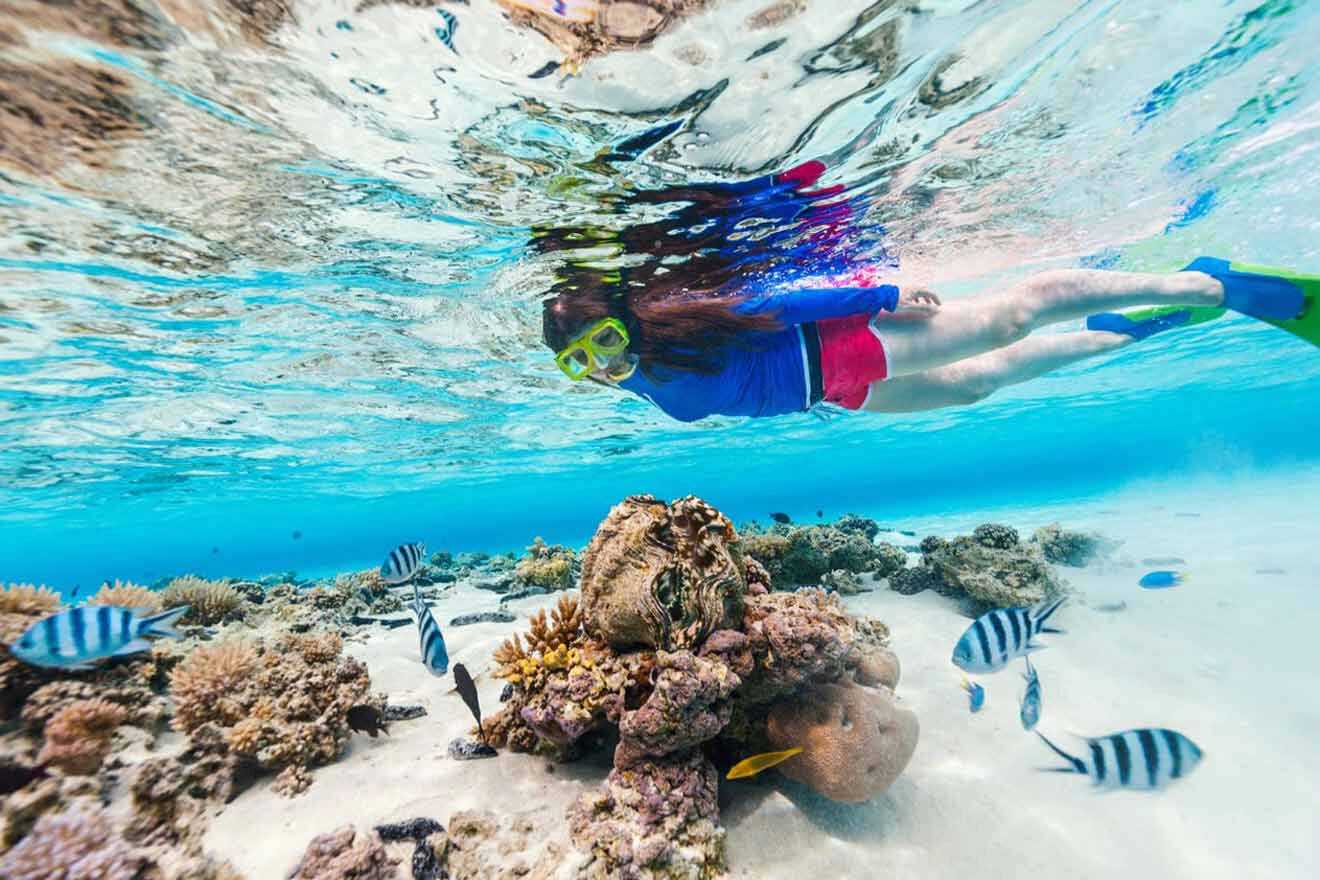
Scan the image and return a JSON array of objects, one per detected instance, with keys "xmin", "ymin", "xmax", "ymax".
[{"xmin": 540, "ymin": 163, "xmax": 1314, "ymax": 423}]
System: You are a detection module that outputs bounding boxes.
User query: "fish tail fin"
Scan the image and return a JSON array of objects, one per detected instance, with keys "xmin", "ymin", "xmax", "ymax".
[
  {"xmin": 139, "ymin": 605, "xmax": 189, "ymax": 639},
  {"xmin": 1036, "ymin": 732, "xmax": 1085, "ymax": 774},
  {"xmin": 1032, "ymin": 597, "xmax": 1067, "ymax": 631},
  {"xmin": 411, "ymin": 581, "xmax": 423, "ymax": 611}
]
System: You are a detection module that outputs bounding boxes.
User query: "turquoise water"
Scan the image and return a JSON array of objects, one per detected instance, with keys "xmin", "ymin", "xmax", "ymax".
[{"xmin": 3, "ymin": 0, "xmax": 1320, "ymax": 591}]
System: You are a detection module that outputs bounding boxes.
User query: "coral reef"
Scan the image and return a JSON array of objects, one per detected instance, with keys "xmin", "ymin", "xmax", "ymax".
[
  {"xmin": 820, "ymin": 569, "xmax": 865, "ymax": 595},
  {"xmin": 88, "ymin": 580, "xmax": 163, "ymax": 612},
  {"xmin": 490, "ymin": 496, "xmax": 917, "ymax": 877},
  {"xmin": 36, "ymin": 697, "xmax": 129, "ymax": 775},
  {"xmin": 169, "ymin": 632, "xmax": 371, "ymax": 794},
  {"xmin": 569, "ymin": 749, "xmax": 724, "ymax": 880},
  {"xmin": 765, "ymin": 681, "xmax": 918, "ymax": 803},
  {"xmin": 1032, "ymin": 522, "xmax": 1118, "ymax": 567},
  {"xmin": 741, "ymin": 520, "xmax": 906, "ymax": 588},
  {"xmin": 286, "ymin": 825, "xmax": 398, "ymax": 880},
  {"xmin": 514, "ymin": 537, "xmax": 578, "ymax": 591},
  {"xmin": 0, "ymin": 805, "xmax": 143, "ymax": 880},
  {"xmin": 579, "ymin": 494, "xmax": 745, "ymax": 651},
  {"xmin": 159, "ymin": 575, "xmax": 242, "ymax": 625},
  {"xmin": 893, "ymin": 524, "xmax": 1066, "ymax": 608}
]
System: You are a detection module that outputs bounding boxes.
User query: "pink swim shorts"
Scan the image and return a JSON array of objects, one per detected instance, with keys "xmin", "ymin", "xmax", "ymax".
[{"xmin": 818, "ymin": 312, "xmax": 888, "ymax": 410}]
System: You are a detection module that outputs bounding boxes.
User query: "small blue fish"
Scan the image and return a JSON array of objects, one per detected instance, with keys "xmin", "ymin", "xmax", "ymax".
[
  {"xmin": 381, "ymin": 542, "xmax": 426, "ymax": 585},
  {"xmin": 9, "ymin": 605, "xmax": 189, "ymax": 670},
  {"xmin": 1020, "ymin": 658, "xmax": 1041, "ymax": 730},
  {"xmin": 411, "ymin": 583, "xmax": 449, "ymax": 676},
  {"xmin": 1139, "ymin": 570, "xmax": 1185, "ymax": 589},
  {"xmin": 960, "ymin": 677, "xmax": 985, "ymax": 713}
]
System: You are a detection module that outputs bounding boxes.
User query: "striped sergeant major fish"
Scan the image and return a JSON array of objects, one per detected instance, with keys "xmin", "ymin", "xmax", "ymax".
[
  {"xmin": 9, "ymin": 605, "xmax": 189, "ymax": 670},
  {"xmin": 951, "ymin": 598, "xmax": 1065, "ymax": 674},
  {"xmin": 381, "ymin": 542, "xmax": 426, "ymax": 585},
  {"xmin": 411, "ymin": 583, "xmax": 449, "ymax": 676},
  {"xmin": 1037, "ymin": 728, "xmax": 1203, "ymax": 790},
  {"xmin": 435, "ymin": 9, "xmax": 457, "ymax": 52}
]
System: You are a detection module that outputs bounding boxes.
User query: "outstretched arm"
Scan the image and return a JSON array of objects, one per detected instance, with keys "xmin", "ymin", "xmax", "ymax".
[{"xmin": 737, "ymin": 285, "xmax": 902, "ymax": 324}]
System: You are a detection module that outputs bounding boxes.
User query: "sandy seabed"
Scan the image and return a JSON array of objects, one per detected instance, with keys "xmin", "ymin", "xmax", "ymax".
[{"xmin": 207, "ymin": 472, "xmax": 1320, "ymax": 879}]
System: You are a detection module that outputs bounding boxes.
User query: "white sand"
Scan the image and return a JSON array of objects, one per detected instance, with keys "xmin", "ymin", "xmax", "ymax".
[{"xmin": 207, "ymin": 473, "xmax": 1320, "ymax": 879}]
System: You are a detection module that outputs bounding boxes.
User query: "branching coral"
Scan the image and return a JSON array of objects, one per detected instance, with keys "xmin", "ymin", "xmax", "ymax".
[
  {"xmin": 159, "ymin": 575, "xmax": 242, "ymax": 625},
  {"xmin": 0, "ymin": 805, "xmax": 144, "ymax": 880},
  {"xmin": 169, "ymin": 640, "xmax": 260, "ymax": 732},
  {"xmin": 88, "ymin": 580, "xmax": 162, "ymax": 612},
  {"xmin": 169, "ymin": 632, "xmax": 370, "ymax": 794},
  {"xmin": 37, "ymin": 698, "xmax": 129, "ymax": 775},
  {"xmin": 1, "ymin": 583, "xmax": 63, "ymax": 719},
  {"xmin": 0, "ymin": 582, "xmax": 61, "ymax": 621}
]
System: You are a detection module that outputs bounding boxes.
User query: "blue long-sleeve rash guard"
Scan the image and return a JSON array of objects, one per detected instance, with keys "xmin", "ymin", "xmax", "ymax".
[{"xmin": 616, "ymin": 285, "xmax": 900, "ymax": 422}]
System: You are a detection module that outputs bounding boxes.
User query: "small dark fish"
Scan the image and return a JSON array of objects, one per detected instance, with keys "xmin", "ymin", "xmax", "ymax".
[
  {"xmin": 1019, "ymin": 658, "xmax": 1041, "ymax": 730},
  {"xmin": 770, "ymin": 512, "xmax": 792, "ymax": 524},
  {"xmin": 1255, "ymin": 567, "xmax": 1286, "ymax": 575},
  {"xmin": 1141, "ymin": 557, "xmax": 1185, "ymax": 566},
  {"xmin": 1037, "ymin": 728, "xmax": 1203, "ymax": 790},
  {"xmin": 292, "ymin": 530, "xmax": 302, "ymax": 540},
  {"xmin": 1139, "ymin": 571, "xmax": 1185, "ymax": 589},
  {"xmin": 211, "ymin": 546, "xmax": 220, "ymax": 555},
  {"xmin": 816, "ymin": 510, "xmax": 823, "ymax": 518},
  {"xmin": 346, "ymin": 705, "xmax": 390, "ymax": 738},
  {"xmin": 528, "ymin": 60, "xmax": 560, "ymax": 79},
  {"xmin": 68, "ymin": 585, "xmax": 82, "ymax": 599},
  {"xmin": 0, "ymin": 760, "xmax": 47, "ymax": 796},
  {"xmin": 1094, "ymin": 600, "xmax": 1127, "ymax": 613},
  {"xmin": 452, "ymin": 662, "xmax": 484, "ymax": 743}
]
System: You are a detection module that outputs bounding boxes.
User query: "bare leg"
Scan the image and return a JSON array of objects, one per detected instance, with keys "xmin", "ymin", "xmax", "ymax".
[
  {"xmin": 863, "ymin": 330, "xmax": 1130, "ymax": 413},
  {"xmin": 881, "ymin": 269, "xmax": 1222, "ymax": 377}
]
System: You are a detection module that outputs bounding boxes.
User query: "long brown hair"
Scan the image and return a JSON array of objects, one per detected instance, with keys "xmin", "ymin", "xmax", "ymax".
[{"xmin": 541, "ymin": 282, "xmax": 781, "ymax": 376}]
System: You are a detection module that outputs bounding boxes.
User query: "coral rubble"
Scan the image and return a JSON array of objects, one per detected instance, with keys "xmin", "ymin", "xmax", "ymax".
[
  {"xmin": 286, "ymin": 825, "xmax": 398, "ymax": 880},
  {"xmin": 890, "ymin": 523, "xmax": 1066, "ymax": 608}
]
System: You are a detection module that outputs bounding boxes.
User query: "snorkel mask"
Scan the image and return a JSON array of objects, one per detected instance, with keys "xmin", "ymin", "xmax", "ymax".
[{"xmin": 555, "ymin": 317, "xmax": 633, "ymax": 381}]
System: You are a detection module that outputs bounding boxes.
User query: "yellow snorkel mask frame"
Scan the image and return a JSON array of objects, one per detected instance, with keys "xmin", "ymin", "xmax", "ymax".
[{"xmin": 554, "ymin": 317, "xmax": 632, "ymax": 381}]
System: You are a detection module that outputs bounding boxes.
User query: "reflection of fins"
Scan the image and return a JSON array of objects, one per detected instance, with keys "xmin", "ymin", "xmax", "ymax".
[{"xmin": 1228, "ymin": 261, "xmax": 1320, "ymax": 347}]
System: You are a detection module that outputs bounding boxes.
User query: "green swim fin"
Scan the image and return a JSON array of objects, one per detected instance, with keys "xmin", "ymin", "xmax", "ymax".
[
  {"xmin": 1120, "ymin": 304, "xmax": 1227, "ymax": 327},
  {"xmin": 1231, "ymin": 262, "xmax": 1320, "ymax": 348}
]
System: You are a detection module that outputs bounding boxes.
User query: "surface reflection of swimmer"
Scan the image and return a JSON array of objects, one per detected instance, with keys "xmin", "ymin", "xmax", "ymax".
[{"xmin": 541, "ymin": 163, "xmax": 1313, "ymax": 422}]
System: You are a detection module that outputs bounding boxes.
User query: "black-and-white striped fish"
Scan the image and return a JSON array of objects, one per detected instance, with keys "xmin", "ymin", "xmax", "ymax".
[
  {"xmin": 410, "ymin": 582, "xmax": 449, "ymax": 676},
  {"xmin": 380, "ymin": 542, "xmax": 426, "ymax": 585},
  {"xmin": 951, "ymin": 598, "xmax": 1065, "ymax": 673},
  {"xmin": 9, "ymin": 604, "xmax": 189, "ymax": 670},
  {"xmin": 434, "ymin": 9, "xmax": 457, "ymax": 53},
  {"xmin": 1037, "ymin": 728, "xmax": 1203, "ymax": 790}
]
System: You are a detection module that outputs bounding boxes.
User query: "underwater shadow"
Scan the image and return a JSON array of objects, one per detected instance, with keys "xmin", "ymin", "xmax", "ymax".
[{"xmin": 721, "ymin": 774, "xmax": 909, "ymax": 844}]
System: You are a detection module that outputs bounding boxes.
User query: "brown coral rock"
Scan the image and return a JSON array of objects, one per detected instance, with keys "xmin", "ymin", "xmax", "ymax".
[
  {"xmin": 0, "ymin": 804, "xmax": 144, "ymax": 880},
  {"xmin": 766, "ymin": 681, "xmax": 918, "ymax": 803},
  {"xmin": 579, "ymin": 494, "xmax": 745, "ymax": 651},
  {"xmin": 37, "ymin": 697, "xmax": 129, "ymax": 775},
  {"xmin": 286, "ymin": 825, "xmax": 399, "ymax": 880}
]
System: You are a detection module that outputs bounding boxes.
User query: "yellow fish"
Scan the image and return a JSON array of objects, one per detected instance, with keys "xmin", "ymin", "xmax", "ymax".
[{"xmin": 726, "ymin": 747, "xmax": 804, "ymax": 780}]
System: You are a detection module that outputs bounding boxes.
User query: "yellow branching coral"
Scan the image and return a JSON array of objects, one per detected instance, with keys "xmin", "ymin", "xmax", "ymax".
[
  {"xmin": 88, "ymin": 581, "xmax": 162, "ymax": 613},
  {"xmin": 37, "ymin": 698, "xmax": 129, "ymax": 775},
  {"xmin": 159, "ymin": 575, "xmax": 241, "ymax": 625},
  {"xmin": 494, "ymin": 595, "xmax": 594, "ymax": 687},
  {"xmin": 169, "ymin": 641, "xmax": 260, "ymax": 732}
]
